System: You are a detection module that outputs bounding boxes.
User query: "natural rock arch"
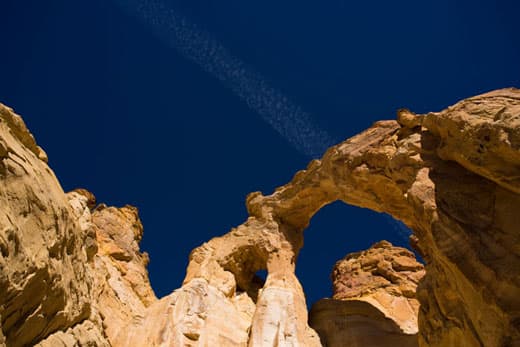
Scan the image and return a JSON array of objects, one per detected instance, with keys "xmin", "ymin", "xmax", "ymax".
[
  {"xmin": 176, "ymin": 120, "xmax": 423, "ymax": 346},
  {"xmin": 1, "ymin": 88, "xmax": 518, "ymax": 347},
  {"xmin": 113, "ymin": 89, "xmax": 520, "ymax": 347}
]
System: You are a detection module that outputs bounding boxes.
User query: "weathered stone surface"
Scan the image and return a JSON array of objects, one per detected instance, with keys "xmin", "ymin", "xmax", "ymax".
[
  {"xmin": 309, "ymin": 241, "xmax": 424, "ymax": 347},
  {"xmin": 310, "ymin": 299, "xmax": 419, "ymax": 347},
  {"xmin": 0, "ymin": 104, "xmax": 94, "ymax": 346},
  {"xmin": 422, "ymin": 91, "xmax": 520, "ymax": 194},
  {"xmin": 90, "ymin": 204, "xmax": 157, "ymax": 345},
  {"xmin": 0, "ymin": 104, "xmax": 154, "ymax": 346},
  {"xmin": 35, "ymin": 320, "xmax": 110, "ymax": 347},
  {"xmin": 114, "ymin": 216, "xmax": 320, "ymax": 346},
  {"xmin": 113, "ymin": 278, "xmax": 256, "ymax": 346},
  {"xmin": 2, "ymin": 88, "xmax": 519, "ymax": 346}
]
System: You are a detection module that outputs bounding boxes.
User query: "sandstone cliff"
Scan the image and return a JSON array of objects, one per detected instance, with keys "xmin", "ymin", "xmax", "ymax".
[
  {"xmin": 0, "ymin": 88, "xmax": 519, "ymax": 346},
  {"xmin": 0, "ymin": 104, "xmax": 158, "ymax": 346}
]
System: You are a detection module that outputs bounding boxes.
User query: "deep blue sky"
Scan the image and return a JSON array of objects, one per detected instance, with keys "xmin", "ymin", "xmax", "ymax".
[{"xmin": 2, "ymin": 0, "xmax": 519, "ymax": 306}]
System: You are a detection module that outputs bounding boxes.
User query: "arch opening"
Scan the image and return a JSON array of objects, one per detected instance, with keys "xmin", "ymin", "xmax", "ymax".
[{"xmin": 295, "ymin": 200, "xmax": 415, "ymax": 307}]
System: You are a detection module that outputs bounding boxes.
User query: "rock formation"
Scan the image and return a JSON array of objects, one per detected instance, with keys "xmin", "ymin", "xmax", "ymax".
[
  {"xmin": 0, "ymin": 104, "xmax": 97, "ymax": 347},
  {"xmin": 0, "ymin": 105, "xmax": 157, "ymax": 346},
  {"xmin": 0, "ymin": 88, "xmax": 519, "ymax": 346},
  {"xmin": 309, "ymin": 240, "xmax": 425, "ymax": 347}
]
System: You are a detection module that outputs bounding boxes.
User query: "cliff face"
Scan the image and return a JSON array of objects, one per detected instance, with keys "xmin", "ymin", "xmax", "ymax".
[
  {"xmin": 0, "ymin": 105, "xmax": 98, "ymax": 347},
  {"xmin": 0, "ymin": 88, "xmax": 519, "ymax": 346},
  {"xmin": 0, "ymin": 104, "xmax": 158, "ymax": 346}
]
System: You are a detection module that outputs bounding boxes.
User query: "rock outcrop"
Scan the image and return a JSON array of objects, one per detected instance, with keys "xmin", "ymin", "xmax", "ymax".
[
  {"xmin": 0, "ymin": 104, "xmax": 95, "ymax": 347},
  {"xmin": 1, "ymin": 88, "xmax": 519, "ymax": 346},
  {"xmin": 309, "ymin": 240, "xmax": 424, "ymax": 347},
  {"xmin": 0, "ymin": 104, "xmax": 156, "ymax": 346}
]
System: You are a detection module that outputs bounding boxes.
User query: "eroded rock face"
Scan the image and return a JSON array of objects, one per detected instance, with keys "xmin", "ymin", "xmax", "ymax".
[
  {"xmin": 90, "ymin": 203, "xmax": 157, "ymax": 345},
  {"xmin": 1, "ymin": 88, "xmax": 519, "ymax": 346},
  {"xmin": 0, "ymin": 104, "xmax": 94, "ymax": 346},
  {"xmin": 0, "ymin": 104, "xmax": 156, "ymax": 346},
  {"xmin": 309, "ymin": 241, "xmax": 424, "ymax": 347}
]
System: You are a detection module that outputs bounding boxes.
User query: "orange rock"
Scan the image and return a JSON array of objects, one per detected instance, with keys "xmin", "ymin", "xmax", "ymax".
[{"xmin": 309, "ymin": 241, "xmax": 424, "ymax": 347}]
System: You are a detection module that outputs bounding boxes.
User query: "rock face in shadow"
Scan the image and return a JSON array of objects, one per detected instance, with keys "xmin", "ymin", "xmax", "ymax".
[
  {"xmin": 309, "ymin": 241, "xmax": 424, "ymax": 347},
  {"xmin": 0, "ymin": 88, "xmax": 519, "ymax": 346},
  {"xmin": 310, "ymin": 300, "xmax": 418, "ymax": 347}
]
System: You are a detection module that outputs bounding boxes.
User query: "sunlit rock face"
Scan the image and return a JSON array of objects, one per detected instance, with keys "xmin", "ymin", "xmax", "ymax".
[
  {"xmin": 1, "ymin": 88, "xmax": 519, "ymax": 346},
  {"xmin": 309, "ymin": 241, "xmax": 424, "ymax": 347},
  {"xmin": 0, "ymin": 104, "xmax": 96, "ymax": 347},
  {"xmin": 0, "ymin": 104, "xmax": 155, "ymax": 347}
]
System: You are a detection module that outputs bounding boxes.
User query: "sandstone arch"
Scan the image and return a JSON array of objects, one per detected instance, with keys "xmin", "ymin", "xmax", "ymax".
[
  {"xmin": 110, "ymin": 88, "xmax": 520, "ymax": 346},
  {"xmin": 1, "ymin": 88, "xmax": 519, "ymax": 346}
]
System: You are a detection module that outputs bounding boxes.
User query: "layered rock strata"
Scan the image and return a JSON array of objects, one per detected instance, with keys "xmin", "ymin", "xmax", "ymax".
[
  {"xmin": 309, "ymin": 240, "xmax": 424, "ymax": 347},
  {"xmin": 0, "ymin": 104, "xmax": 157, "ymax": 346},
  {"xmin": 0, "ymin": 104, "xmax": 95, "ymax": 347},
  {"xmin": 0, "ymin": 88, "xmax": 519, "ymax": 346}
]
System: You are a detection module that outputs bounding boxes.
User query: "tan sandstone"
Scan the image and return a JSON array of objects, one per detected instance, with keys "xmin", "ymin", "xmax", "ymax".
[
  {"xmin": 0, "ymin": 104, "xmax": 96, "ymax": 347},
  {"xmin": 1, "ymin": 88, "xmax": 519, "ymax": 346}
]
